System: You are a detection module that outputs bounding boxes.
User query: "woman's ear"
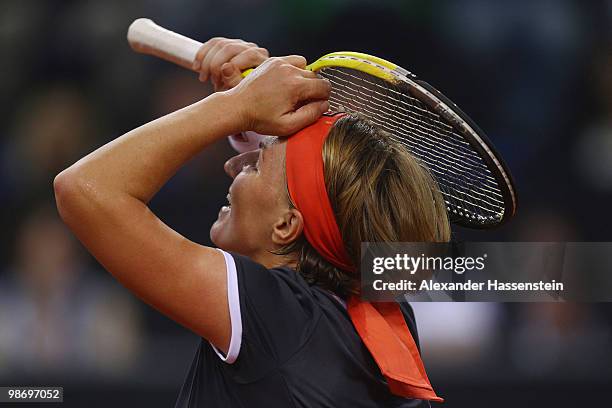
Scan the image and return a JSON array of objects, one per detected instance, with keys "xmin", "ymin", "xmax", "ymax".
[{"xmin": 271, "ymin": 208, "xmax": 303, "ymax": 246}]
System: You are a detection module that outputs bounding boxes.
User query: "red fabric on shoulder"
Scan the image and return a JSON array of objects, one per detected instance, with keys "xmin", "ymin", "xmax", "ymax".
[{"xmin": 347, "ymin": 298, "xmax": 443, "ymax": 402}]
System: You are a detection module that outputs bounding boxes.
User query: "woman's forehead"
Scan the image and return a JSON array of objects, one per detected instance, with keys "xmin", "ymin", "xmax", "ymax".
[
  {"xmin": 261, "ymin": 136, "xmax": 286, "ymax": 159},
  {"xmin": 260, "ymin": 136, "xmax": 287, "ymax": 183},
  {"xmin": 261, "ymin": 136, "xmax": 280, "ymax": 149}
]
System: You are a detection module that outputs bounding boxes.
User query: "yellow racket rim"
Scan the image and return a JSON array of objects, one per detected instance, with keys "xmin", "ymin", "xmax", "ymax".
[
  {"xmin": 241, "ymin": 51, "xmax": 401, "ymax": 83},
  {"xmin": 315, "ymin": 51, "xmax": 397, "ymax": 70}
]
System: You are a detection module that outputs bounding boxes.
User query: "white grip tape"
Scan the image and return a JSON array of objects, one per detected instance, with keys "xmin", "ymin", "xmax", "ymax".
[
  {"xmin": 127, "ymin": 18, "xmax": 263, "ymax": 154},
  {"xmin": 127, "ymin": 18, "xmax": 203, "ymax": 70}
]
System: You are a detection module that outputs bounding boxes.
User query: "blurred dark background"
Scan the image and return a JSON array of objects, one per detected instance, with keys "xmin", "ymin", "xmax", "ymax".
[{"xmin": 0, "ymin": 0, "xmax": 611, "ymax": 407}]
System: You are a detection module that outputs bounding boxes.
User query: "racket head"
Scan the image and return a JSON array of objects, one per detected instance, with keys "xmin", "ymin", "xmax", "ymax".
[{"xmin": 306, "ymin": 52, "xmax": 517, "ymax": 229}]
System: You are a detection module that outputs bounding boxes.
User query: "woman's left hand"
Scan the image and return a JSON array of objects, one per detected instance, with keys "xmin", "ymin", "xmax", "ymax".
[
  {"xmin": 193, "ymin": 37, "xmax": 270, "ymax": 91},
  {"xmin": 227, "ymin": 56, "xmax": 331, "ymax": 136}
]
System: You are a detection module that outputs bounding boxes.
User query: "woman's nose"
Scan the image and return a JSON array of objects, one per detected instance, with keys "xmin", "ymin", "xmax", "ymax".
[
  {"xmin": 224, "ymin": 157, "xmax": 238, "ymax": 178},
  {"xmin": 224, "ymin": 153, "xmax": 246, "ymax": 179},
  {"xmin": 224, "ymin": 150, "xmax": 257, "ymax": 178}
]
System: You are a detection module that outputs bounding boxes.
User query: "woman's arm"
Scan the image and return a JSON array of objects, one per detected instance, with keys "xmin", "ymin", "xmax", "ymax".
[{"xmin": 54, "ymin": 56, "xmax": 330, "ymax": 353}]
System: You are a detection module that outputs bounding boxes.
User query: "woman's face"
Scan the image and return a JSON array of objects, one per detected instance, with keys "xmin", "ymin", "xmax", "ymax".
[{"xmin": 210, "ymin": 137, "xmax": 291, "ymax": 257}]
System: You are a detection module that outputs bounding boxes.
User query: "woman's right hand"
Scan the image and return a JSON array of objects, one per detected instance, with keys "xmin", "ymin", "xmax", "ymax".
[
  {"xmin": 226, "ymin": 56, "xmax": 331, "ymax": 136},
  {"xmin": 193, "ymin": 37, "xmax": 269, "ymax": 91}
]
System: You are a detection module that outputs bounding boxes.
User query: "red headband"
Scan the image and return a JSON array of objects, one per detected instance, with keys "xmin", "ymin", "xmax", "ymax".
[
  {"xmin": 285, "ymin": 114, "xmax": 442, "ymax": 402},
  {"xmin": 285, "ymin": 113, "xmax": 354, "ymax": 272}
]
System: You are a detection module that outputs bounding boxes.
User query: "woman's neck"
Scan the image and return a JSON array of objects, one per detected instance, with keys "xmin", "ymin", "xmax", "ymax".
[{"xmin": 251, "ymin": 250, "xmax": 298, "ymax": 270}]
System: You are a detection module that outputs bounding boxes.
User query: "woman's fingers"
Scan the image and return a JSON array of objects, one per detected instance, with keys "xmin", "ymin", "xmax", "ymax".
[
  {"xmin": 282, "ymin": 100, "xmax": 330, "ymax": 135},
  {"xmin": 199, "ymin": 39, "xmax": 232, "ymax": 82},
  {"xmin": 229, "ymin": 47, "xmax": 269, "ymax": 71},
  {"xmin": 219, "ymin": 63, "xmax": 242, "ymax": 90},
  {"xmin": 195, "ymin": 38, "xmax": 241, "ymax": 82},
  {"xmin": 219, "ymin": 47, "xmax": 270, "ymax": 90},
  {"xmin": 299, "ymin": 69, "xmax": 319, "ymax": 79},
  {"xmin": 226, "ymin": 56, "xmax": 332, "ymax": 135},
  {"xmin": 299, "ymin": 76, "xmax": 332, "ymax": 101},
  {"xmin": 208, "ymin": 42, "xmax": 256, "ymax": 86},
  {"xmin": 281, "ymin": 55, "xmax": 308, "ymax": 69},
  {"xmin": 194, "ymin": 38, "xmax": 270, "ymax": 91},
  {"xmin": 193, "ymin": 37, "xmax": 222, "ymax": 72}
]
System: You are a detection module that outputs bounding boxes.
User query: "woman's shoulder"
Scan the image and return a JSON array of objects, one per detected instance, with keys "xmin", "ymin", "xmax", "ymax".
[
  {"xmin": 228, "ymin": 252, "xmax": 349, "ymax": 325},
  {"xmin": 222, "ymin": 252, "xmax": 345, "ymax": 363},
  {"xmin": 230, "ymin": 252, "xmax": 333, "ymax": 296}
]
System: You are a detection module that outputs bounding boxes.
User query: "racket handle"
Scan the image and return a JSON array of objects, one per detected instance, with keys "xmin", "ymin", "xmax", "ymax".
[
  {"xmin": 127, "ymin": 18, "xmax": 202, "ymax": 71},
  {"xmin": 127, "ymin": 18, "xmax": 267, "ymax": 153}
]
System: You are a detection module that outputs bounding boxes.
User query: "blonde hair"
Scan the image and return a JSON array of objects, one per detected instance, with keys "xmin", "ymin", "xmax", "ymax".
[{"xmin": 283, "ymin": 114, "xmax": 451, "ymax": 297}]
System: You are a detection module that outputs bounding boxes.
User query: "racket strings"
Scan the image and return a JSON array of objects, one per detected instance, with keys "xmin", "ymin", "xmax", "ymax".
[
  {"xmin": 329, "ymin": 85, "xmax": 502, "ymax": 197},
  {"xmin": 327, "ymin": 68, "xmax": 488, "ymax": 163},
  {"xmin": 329, "ymin": 91, "xmax": 502, "ymax": 218},
  {"xmin": 326, "ymin": 81, "xmax": 493, "ymax": 193},
  {"xmin": 318, "ymin": 66, "xmax": 504, "ymax": 224},
  {"xmin": 326, "ymin": 72, "xmax": 491, "ymax": 181},
  {"xmin": 324, "ymin": 67, "xmax": 495, "ymax": 180},
  {"xmin": 330, "ymin": 93, "xmax": 504, "ymax": 208},
  {"xmin": 338, "ymin": 102, "xmax": 503, "ymax": 217}
]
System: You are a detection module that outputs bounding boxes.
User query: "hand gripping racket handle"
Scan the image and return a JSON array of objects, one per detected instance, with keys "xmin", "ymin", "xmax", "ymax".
[
  {"xmin": 127, "ymin": 18, "xmax": 203, "ymax": 71},
  {"xmin": 127, "ymin": 18, "xmax": 266, "ymax": 152}
]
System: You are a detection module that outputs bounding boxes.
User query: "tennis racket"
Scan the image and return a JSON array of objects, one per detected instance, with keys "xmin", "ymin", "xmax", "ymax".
[{"xmin": 127, "ymin": 18, "xmax": 517, "ymax": 229}]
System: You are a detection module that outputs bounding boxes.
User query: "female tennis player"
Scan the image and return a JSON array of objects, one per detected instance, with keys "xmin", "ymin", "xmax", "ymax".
[{"xmin": 54, "ymin": 39, "xmax": 450, "ymax": 407}]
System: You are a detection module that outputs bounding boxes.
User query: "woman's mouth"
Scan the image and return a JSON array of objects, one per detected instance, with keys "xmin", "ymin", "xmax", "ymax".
[{"xmin": 220, "ymin": 193, "xmax": 232, "ymax": 214}]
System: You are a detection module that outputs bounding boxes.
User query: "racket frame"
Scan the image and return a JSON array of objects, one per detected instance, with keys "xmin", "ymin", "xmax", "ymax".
[{"xmin": 306, "ymin": 52, "xmax": 517, "ymax": 228}]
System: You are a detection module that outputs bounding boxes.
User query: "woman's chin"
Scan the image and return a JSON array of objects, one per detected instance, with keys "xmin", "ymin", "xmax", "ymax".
[
  {"xmin": 210, "ymin": 212, "xmax": 228, "ymax": 247},
  {"xmin": 210, "ymin": 229, "xmax": 239, "ymax": 254}
]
